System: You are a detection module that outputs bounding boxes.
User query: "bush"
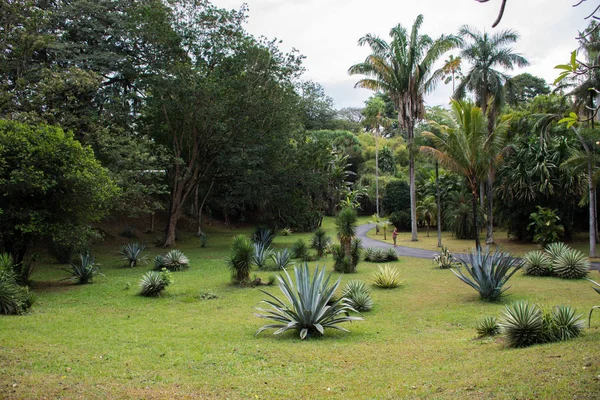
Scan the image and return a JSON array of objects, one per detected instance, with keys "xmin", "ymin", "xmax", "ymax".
[
  {"xmin": 139, "ymin": 269, "xmax": 173, "ymax": 297},
  {"xmin": 364, "ymin": 247, "xmax": 397, "ymax": 263},
  {"xmin": 522, "ymin": 250, "xmax": 551, "ymax": 276},
  {"xmin": 382, "ymin": 180, "xmax": 410, "ymax": 215},
  {"xmin": 433, "ymin": 246, "xmax": 456, "ymax": 269},
  {"xmin": 120, "ymin": 226, "xmax": 137, "ymax": 238},
  {"xmin": 227, "ymin": 235, "xmax": 254, "ymax": 284},
  {"xmin": 371, "ymin": 264, "xmax": 402, "ymax": 289},
  {"xmin": 476, "ymin": 316, "xmax": 500, "ymax": 337},
  {"xmin": 342, "ymin": 280, "xmax": 373, "ymax": 312},
  {"xmin": 154, "ymin": 249, "xmax": 189, "ymax": 271},
  {"xmin": 552, "ymin": 248, "xmax": 589, "ymax": 279},
  {"xmin": 384, "ymin": 248, "xmax": 398, "ymax": 262},
  {"xmin": 119, "ymin": 242, "xmax": 147, "ymax": 268},
  {"xmin": 451, "ymin": 248, "xmax": 522, "ymax": 301},
  {"xmin": 280, "ymin": 228, "xmax": 292, "ymax": 236},
  {"xmin": 527, "ymin": 206, "xmax": 564, "ymax": 247},
  {"xmin": 255, "ymin": 263, "xmax": 363, "ymax": 339},
  {"xmin": 0, "ymin": 255, "xmax": 33, "ymax": 315},
  {"xmin": 550, "ymin": 305, "xmax": 585, "ymax": 342},
  {"xmin": 310, "ymin": 227, "xmax": 331, "ymax": 258},
  {"xmin": 61, "ymin": 252, "xmax": 102, "ymax": 284},
  {"xmin": 291, "ymin": 239, "xmax": 310, "ymax": 261},
  {"xmin": 332, "ymin": 244, "xmax": 353, "ymax": 273},
  {"xmin": 269, "ymin": 249, "xmax": 294, "ymax": 270},
  {"xmin": 389, "ymin": 210, "xmax": 411, "ymax": 231}
]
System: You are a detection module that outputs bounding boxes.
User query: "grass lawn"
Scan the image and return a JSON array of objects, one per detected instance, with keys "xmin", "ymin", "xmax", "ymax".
[
  {"xmin": 368, "ymin": 227, "xmax": 600, "ymax": 259},
  {"xmin": 1, "ymin": 217, "xmax": 599, "ymax": 399}
]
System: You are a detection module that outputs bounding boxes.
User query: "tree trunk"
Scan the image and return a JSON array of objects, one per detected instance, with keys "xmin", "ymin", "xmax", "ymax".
[
  {"xmin": 470, "ymin": 182, "xmax": 481, "ymax": 250},
  {"xmin": 375, "ymin": 127, "xmax": 380, "ymax": 219},
  {"xmin": 436, "ymin": 161, "xmax": 442, "ymax": 247},
  {"xmin": 589, "ymin": 158, "xmax": 597, "ymax": 257},
  {"xmin": 196, "ymin": 179, "xmax": 215, "ymax": 236},
  {"xmin": 595, "ymin": 186, "xmax": 599, "ymax": 243},
  {"xmin": 485, "ymin": 174, "xmax": 495, "ymax": 244},
  {"xmin": 408, "ymin": 123, "xmax": 418, "ymax": 242}
]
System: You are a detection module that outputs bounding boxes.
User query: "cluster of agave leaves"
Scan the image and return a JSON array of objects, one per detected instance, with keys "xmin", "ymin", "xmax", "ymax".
[{"xmin": 255, "ymin": 263, "xmax": 363, "ymax": 340}]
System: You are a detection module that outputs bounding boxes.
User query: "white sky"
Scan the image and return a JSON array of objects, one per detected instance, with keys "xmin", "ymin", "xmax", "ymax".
[{"xmin": 211, "ymin": 0, "xmax": 590, "ymax": 109}]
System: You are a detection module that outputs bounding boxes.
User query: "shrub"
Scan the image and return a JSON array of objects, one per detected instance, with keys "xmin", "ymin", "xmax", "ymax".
[
  {"xmin": 350, "ymin": 238, "xmax": 362, "ymax": 271},
  {"xmin": 255, "ymin": 263, "xmax": 363, "ymax": 339},
  {"xmin": 253, "ymin": 243, "xmax": 273, "ymax": 270},
  {"xmin": 310, "ymin": 227, "xmax": 331, "ymax": 258},
  {"xmin": 342, "ymin": 280, "xmax": 373, "ymax": 312},
  {"xmin": 270, "ymin": 249, "xmax": 294, "ymax": 270},
  {"xmin": 522, "ymin": 250, "xmax": 551, "ymax": 276},
  {"xmin": 451, "ymin": 248, "xmax": 522, "ymax": 301},
  {"xmin": 389, "ymin": 210, "xmax": 411, "ymax": 231},
  {"xmin": 291, "ymin": 239, "xmax": 310, "ymax": 261},
  {"xmin": 253, "ymin": 227, "xmax": 275, "ymax": 247},
  {"xmin": 384, "ymin": 248, "xmax": 398, "ymax": 262},
  {"xmin": 364, "ymin": 247, "xmax": 384, "ymax": 263},
  {"xmin": 0, "ymin": 257, "xmax": 33, "ymax": 315},
  {"xmin": 139, "ymin": 269, "xmax": 173, "ymax": 297},
  {"xmin": 119, "ymin": 242, "xmax": 147, "ymax": 268},
  {"xmin": 550, "ymin": 305, "xmax": 585, "ymax": 342},
  {"xmin": 154, "ymin": 249, "xmax": 189, "ymax": 271},
  {"xmin": 120, "ymin": 226, "xmax": 137, "ymax": 238},
  {"xmin": 371, "ymin": 264, "xmax": 402, "ymax": 289},
  {"xmin": 61, "ymin": 252, "xmax": 102, "ymax": 284},
  {"xmin": 280, "ymin": 228, "xmax": 292, "ymax": 236},
  {"xmin": 544, "ymin": 242, "xmax": 569, "ymax": 263},
  {"xmin": 552, "ymin": 248, "xmax": 589, "ymax": 279},
  {"xmin": 227, "ymin": 235, "xmax": 254, "ymax": 284},
  {"xmin": 433, "ymin": 246, "xmax": 456, "ymax": 269},
  {"xmin": 476, "ymin": 316, "xmax": 500, "ymax": 337},
  {"xmin": 499, "ymin": 301, "xmax": 544, "ymax": 348},
  {"xmin": 527, "ymin": 206, "xmax": 564, "ymax": 247},
  {"xmin": 332, "ymin": 244, "xmax": 353, "ymax": 273}
]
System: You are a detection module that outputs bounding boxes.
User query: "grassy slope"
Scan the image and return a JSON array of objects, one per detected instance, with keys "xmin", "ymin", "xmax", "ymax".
[{"xmin": 1, "ymin": 218, "xmax": 599, "ymax": 399}]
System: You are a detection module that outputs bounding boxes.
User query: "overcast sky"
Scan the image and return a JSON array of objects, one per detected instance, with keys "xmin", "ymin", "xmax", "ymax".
[{"xmin": 211, "ymin": 0, "xmax": 590, "ymax": 109}]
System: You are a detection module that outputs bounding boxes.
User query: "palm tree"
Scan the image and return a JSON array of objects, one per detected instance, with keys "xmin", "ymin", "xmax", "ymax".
[
  {"xmin": 416, "ymin": 196, "xmax": 437, "ymax": 237},
  {"xmin": 349, "ymin": 15, "xmax": 459, "ymax": 242},
  {"xmin": 336, "ymin": 207, "xmax": 358, "ymax": 257},
  {"xmin": 442, "ymin": 55, "xmax": 463, "ymax": 93},
  {"xmin": 420, "ymin": 100, "xmax": 508, "ymax": 249},
  {"xmin": 455, "ymin": 25, "xmax": 529, "ymax": 245}
]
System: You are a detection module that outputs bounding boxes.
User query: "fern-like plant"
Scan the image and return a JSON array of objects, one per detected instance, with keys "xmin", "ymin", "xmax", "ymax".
[
  {"xmin": 139, "ymin": 269, "xmax": 173, "ymax": 297},
  {"xmin": 371, "ymin": 264, "xmax": 402, "ymax": 289},
  {"xmin": 61, "ymin": 252, "xmax": 102, "ymax": 284},
  {"xmin": 522, "ymin": 250, "xmax": 551, "ymax": 276},
  {"xmin": 154, "ymin": 249, "xmax": 189, "ymax": 271},
  {"xmin": 476, "ymin": 316, "xmax": 500, "ymax": 337},
  {"xmin": 255, "ymin": 263, "xmax": 363, "ymax": 339},
  {"xmin": 342, "ymin": 280, "xmax": 373, "ymax": 312},
  {"xmin": 499, "ymin": 301, "xmax": 544, "ymax": 348},
  {"xmin": 451, "ymin": 248, "xmax": 522, "ymax": 301},
  {"xmin": 227, "ymin": 235, "xmax": 254, "ymax": 284},
  {"xmin": 552, "ymin": 248, "xmax": 589, "ymax": 279},
  {"xmin": 119, "ymin": 242, "xmax": 147, "ymax": 268},
  {"xmin": 433, "ymin": 246, "xmax": 456, "ymax": 269}
]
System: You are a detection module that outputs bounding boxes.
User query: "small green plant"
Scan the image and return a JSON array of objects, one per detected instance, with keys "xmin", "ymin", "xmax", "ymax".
[
  {"xmin": 199, "ymin": 290, "xmax": 218, "ymax": 300},
  {"xmin": 280, "ymin": 228, "xmax": 292, "ymax": 236},
  {"xmin": 61, "ymin": 252, "xmax": 102, "ymax": 284},
  {"xmin": 371, "ymin": 264, "xmax": 402, "ymax": 289},
  {"xmin": 433, "ymin": 246, "xmax": 456, "ymax": 269},
  {"xmin": 119, "ymin": 242, "xmax": 147, "ymax": 268},
  {"xmin": 522, "ymin": 250, "xmax": 552, "ymax": 276},
  {"xmin": 269, "ymin": 249, "xmax": 294, "ymax": 270},
  {"xmin": 550, "ymin": 305, "xmax": 585, "ymax": 342},
  {"xmin": 544, "ymin": 242, "xmax": 569, "ymax": 263},
  {"xmin": 253, "ymin": 243, "xmax": 273, "ymax": 270},
  {"xmin": 291, "ymin": 239, "xmax": 310, "ymax": 261},
  {"xmin": 552, "ymin": 248, "xmax": 589, "ymax": 279},
  {"xmin": 499, "ymin": 301, "xmax": 543, "ymax": 348},
  {"xmin": 139, "ymin": 268, "xmax": 173, "ymax": 297},
  {"xmin": 342, "ymin": 280, "xmax": 373, "ymax": 312},
  {"xmin": 451, "ymin": 248, "xmax": 522, "ymax": 301},
  {"xmin": 364, "ymin": 247, "xmax": 397, "ymax": 263},
  {"xmin": 310, "ymin": 227, "xmax": 332, "ymax": 258},
  {"xmin": 154, "ymin": 249, "xmax": 189, "ymax": 271},
  {"xmin": 527, "ymin": 206, "xmax": 564, "ymax": 247},
  {"xmin": 253, "ymin": 227, "xmax": 275, "ymax": 247},
  {"xmin": 476, "ymin": 316, "xmax": 500, "ymax": 337},
  {"xmin": 255, "ymin": 263, "xmax": 363, "ymax": 339},
  {"xmin": 0, "ymin": 255, "xmax": 34, "ymax": 315},
  {"xmin": 227, "ymin": 235, "xmax": 254, "ymax": 284},
  {"xmin": 384, "ymin": 248, "xmax": 398, "ymax": 262},
  {"xmin": 120, "ymin": 226, "xmax": 137, "ymax": 239}
]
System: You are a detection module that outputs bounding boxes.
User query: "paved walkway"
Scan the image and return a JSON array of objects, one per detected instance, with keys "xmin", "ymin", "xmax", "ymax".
[{"xmin": 356, "ymin": 223, "xmax": 600, "ymax": 271}]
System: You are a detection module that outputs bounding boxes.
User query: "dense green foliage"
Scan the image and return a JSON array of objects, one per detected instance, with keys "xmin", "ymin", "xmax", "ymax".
[
  {"xmin": 371, "ymin": 264, "xmax": 402, "ymax": 289},
  {"xmin": 139, "ymin": 269, "xmax": 173, "ymax": 297}
]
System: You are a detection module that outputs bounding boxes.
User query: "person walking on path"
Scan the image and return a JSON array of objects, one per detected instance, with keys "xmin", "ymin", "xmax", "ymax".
[{"xmin": 392, "ymin": 228, "xmax": 398, "ymax": 247}]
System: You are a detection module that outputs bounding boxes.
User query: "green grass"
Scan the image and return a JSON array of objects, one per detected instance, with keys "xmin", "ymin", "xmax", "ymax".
[{"xmin": 1, "ymin": 218, "xmax": 599, "ymax": 399}]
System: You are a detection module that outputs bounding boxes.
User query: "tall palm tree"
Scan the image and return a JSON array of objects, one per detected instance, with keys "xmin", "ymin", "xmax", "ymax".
[
  {"xmin": 336, "ymin": 207, "xmax": 358, "ymax": 257},
  {"xmin": 420, "ymin": 100, "xmax": 508, "ymax": 249},
  {"xmin": 442, "ymin": 55, "xmax": 463, "ymax": 93},
  {"xmin": 416, "ymin": 196, "xmax": 437, "ymax": 237},
  {"xmin": 349, "ymin": 15, "xmax": 460, "ymax": 242},
  {"xmin": 455, "ymin": 25, "xmax": 529, "ymax": 244}
]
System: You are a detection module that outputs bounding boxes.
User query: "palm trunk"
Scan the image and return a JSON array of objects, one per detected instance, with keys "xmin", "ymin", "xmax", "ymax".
[
  {"xmin": 375, "ymin": 127, "xmax": 380, "ymax": 219},
  {"xmin": 471, "ymin": 182, "xmax": 481, "ymax": 250},
  {"xmin": 485, "ymin": 174, "xmax": 494, "ymax": 244},
  {"xmin": 573, "ymin": 127, "xmax": 596, "ymax": 257},
  {"xmin": 436, "ymin": 161, "xmax": 442, "ymax": 247},
  {"xmin": 408, "ymin": 123, "xmax": 418, "ymax": 242}
]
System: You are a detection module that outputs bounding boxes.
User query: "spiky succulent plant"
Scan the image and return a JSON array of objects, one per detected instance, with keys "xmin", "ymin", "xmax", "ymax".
[
  {"xmin": 371, "ymin": 264, "xmax": 402, "ymax": 289},
  {"xmin": 552, "ymin": 248, "xmax": 589, "ymax": 279},
  {"xmin": 499, "ymin": 301, "xmax": 544, "ymax": 348},
  {"xmin": 119, "ymin": 242, "xmax": 148, "ymax": 268},
  {"xmin": 476, "ymin": 316, "xmax": 500, "ymax": 337},
  {"xmin": 342, "ymin": 280, "xmax": 373, "ymax": 312},
  {"xmin": 522, "ymin": 250, "xmax": 552, "ymax": 276},
  {"xmin": 155, "ymin": 249, "xmax": 189, "ymax": 271}
]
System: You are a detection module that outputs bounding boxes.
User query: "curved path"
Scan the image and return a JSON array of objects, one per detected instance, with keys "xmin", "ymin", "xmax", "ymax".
[{"xmin": 356, "ymin": 223, "xmax": 600, "ymax": 271}]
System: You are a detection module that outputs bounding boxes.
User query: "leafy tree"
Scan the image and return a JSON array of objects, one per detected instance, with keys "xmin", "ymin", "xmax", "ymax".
[
  {"xmin": 0, "ymin": 120, "xmax": 117, "ymax": 264},
  {"xmin": 298, "ymin": 81, "xmax": 336, "ymax": 131},
  {"xmin": 455, "ymin": 25, "xmax": 529, "ymax": 244},
  {"xmin": 417, "ymin": 196, "xmax": 437, "ymax": 237},
  {"xmin": 506, "ymin": 73, "xmax": 551, "ymax": 108},
  {"xmin": 349, "ymin": 15, "xmax": 460, "ymax": 242},
  {"xmin": 442, "ymin": 55, "xmax": 463, "ymax": 92},
  {"xmin": 382, "ymin": 180, "xmax": 410, "ymax": 215}
]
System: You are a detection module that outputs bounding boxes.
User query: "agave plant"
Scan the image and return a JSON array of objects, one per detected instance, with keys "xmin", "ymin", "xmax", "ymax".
[
  {"xmin": 499, "ymin": 301, "xmax": 543, "ymax": 348},
  {"xmin": 270, "ymin": 249, "xmax": 294, "ymax": 270},
  {"xmin": 255, "ymin": 263, "xmax": 363, "ymax": 339},
  {"xmin": 227, "ymin": 235, "xmax": 254, "ymax": 283},
  {"xmin": 451, "ymin": 248, "xmax": 522, "ymax": 301},
  {"xmin": 253, "ymin": 227, "xmax": 275, "ymax": 247},
  {"xmin": 310, "ymin": 227, "xmax": 332, "ymax": 258},
  {"xmin": 291, "ymin": 239, "xmax": 310, "ymax": 261},
  {"xmin": 544, "ymin": 242, "xmax": 569, "ymax": 263},
  {"xmin": 139, "ymin": 269, "xmax": 173, "ymax": 297},
  {"xmin": 550, "ymin": 305, "xmax": 585, "ymax": 341},
  {"xmin": 433, "ymin": 246, "xmax": 456, "ymax": 269},
  {"xmin": 119, "ymin": 242, "xmax": 148, "ymax": 268},
  {"xmin": 253, "ymin": 243, "xmax": 273, "ymax": 270},
  {"xmin": 588, "ymin": 278, "xmax": 600, "ymax": 327},
  {"xmin": 552, "ymin": 248, "xmax": 589, "ymax": 279},
  {"xmin": 522, "ymin": 250, "xmax": 551, "ymax": 276},
  {"xmin": 384, "ymin": 248, "xmax": 399, "ymax": 262},
  {"xmin": 280, "ymin": 228, "xmax": 292, "ymax": 236},
  {"xmin": 363, "ymin": 248, "xmax": 376, "ymax": 262},
  {"xmin": 154, "ymin": 249, "xmax": 189, "ymax": 271},
  {"xmin": 61, "ymin": 252, "xmax": 102, "ymax": 284},
  {"xmin": 371, "ymin": 264, "xmax": 402, "ymax": 289},
  {"xmin": 342, "ymin": 280, "xmax": 373, "ymax": 312},
  {"xmin": 476, "ymin": 316, "xmax": 500, "ymax": 337}
]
